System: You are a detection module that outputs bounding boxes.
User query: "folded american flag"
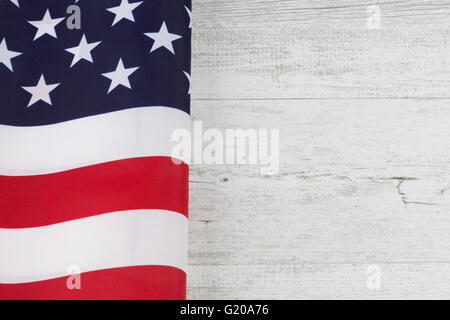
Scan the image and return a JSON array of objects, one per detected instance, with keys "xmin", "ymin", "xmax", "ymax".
[{"xmin": 0, "ymin": 0, "xmax": 191, "ymax": 299}]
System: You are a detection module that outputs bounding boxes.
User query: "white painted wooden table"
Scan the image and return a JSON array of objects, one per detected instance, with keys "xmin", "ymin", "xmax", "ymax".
[{"xmin": 187, "ymin": 0, "xmax": 450, "ymax": 299}]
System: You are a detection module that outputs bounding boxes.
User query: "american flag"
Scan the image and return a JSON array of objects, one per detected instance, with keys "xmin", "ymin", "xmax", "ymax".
[{"xmin": 0, "ymin": 0, "xmax": 191, "ymax": 299}]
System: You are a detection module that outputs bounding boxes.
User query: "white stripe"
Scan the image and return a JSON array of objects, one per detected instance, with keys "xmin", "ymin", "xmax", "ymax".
[
  {"xmin": 0, "ymin": 107, "xmax": 190, "ymax": 176},
  {"xmin": 0, "ymin": 210, "xmax": 187, "ymax": 284}
]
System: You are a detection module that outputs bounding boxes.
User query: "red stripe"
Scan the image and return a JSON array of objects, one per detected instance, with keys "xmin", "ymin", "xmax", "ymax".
[
  {"xmin": 0, "ymin": 157, "xmax": 188, "ymax": 228},
  {"xmin": 0, "ymin": 266, "xmax": 186, "ymax": 300}
]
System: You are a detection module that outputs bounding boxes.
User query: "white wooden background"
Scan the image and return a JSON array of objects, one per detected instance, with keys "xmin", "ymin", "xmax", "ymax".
[{"xmin": 187, "ymin": 0, "xmax": 450, "ymax": 299}]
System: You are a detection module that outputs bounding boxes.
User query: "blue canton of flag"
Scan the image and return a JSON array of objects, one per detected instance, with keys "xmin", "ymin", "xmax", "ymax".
[{"xmin": 0, "ymin": 0, "xmax": 191, "ymax": 125}]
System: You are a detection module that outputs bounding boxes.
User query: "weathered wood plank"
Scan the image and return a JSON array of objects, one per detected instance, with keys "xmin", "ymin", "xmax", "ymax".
[
  {"xmin": 188, "ymin": 99, "xmax": 450, "ymax": 298},
  {"xmin": 189, "ymin": 0, "xmax": 450, "ymax": 299},
  {"xmin": 188, "ymin": 263, "xmax": 450, "ymax": 299},
  {"xmin": 192, "ymin": 0, "xmax": 450, "ymax": 99}
]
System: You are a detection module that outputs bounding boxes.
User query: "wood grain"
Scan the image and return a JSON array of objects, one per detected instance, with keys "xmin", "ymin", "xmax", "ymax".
[
  {"xmin": 188, "ymin": 99, "xmax": 450, "ymax": 299},
  {"xmin": 189, "ymin": 263, "xmax": 450, "ymax": 299},
  {"xmin": 192, "ymin": 0, "xmax": 450, "ymax": 99},
  {"xmin": 188, "ymin": 0, "xmax": 450, "ymax": 299}
]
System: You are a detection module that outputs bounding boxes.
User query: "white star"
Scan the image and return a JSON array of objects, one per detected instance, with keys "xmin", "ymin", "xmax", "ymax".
[
  {"xmin": 28, "ymin": 9, "xmax": 65, "ymax": 41},
  {"xmin": 183, "ymin": 71, "xmax": 191, "ymax": 95},
  {"xmin": 10, "ymin": 0, "xmax": 19, "ymax": 7},
  {"xmin": 144, "ymin": 22, "xmax": 182, "ymax": 55},
  {"xmin": 0, "ymin": 38, "xmax": 22, "ymax": 72},
  {"xmin": 185, "ymin": 6, "xmax": 192, "ymax": 29},
  {"xmin": 22, "ymin": 74, "xmax": 60, "ymax": 108},
  {"xmin": 101, "ymin": 58, "xmax": 139, "ymax": 93},
  {"xmin": 65, "ymin": 34, "xmax": 101, "ymax": 68},
  {"xmin": 107, "ymin": 0, "xmax": 143, "ymax": 26}
]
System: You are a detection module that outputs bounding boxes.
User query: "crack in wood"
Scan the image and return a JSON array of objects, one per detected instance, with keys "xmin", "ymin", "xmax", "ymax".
[{"xmin": 393, "ymin": 178, "xmax": 437, "ymax": 208}]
